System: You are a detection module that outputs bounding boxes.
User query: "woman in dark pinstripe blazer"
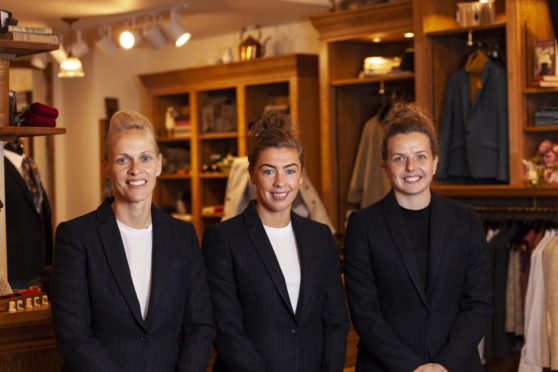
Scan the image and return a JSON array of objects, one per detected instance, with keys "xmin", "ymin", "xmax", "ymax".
[
  {"xmin": 51, "ymin": 110, "xmax": 215, "ymax": 372},
  {"xmin": 203, "ymin": 111, "xmax": 349, "ymax": 372}
]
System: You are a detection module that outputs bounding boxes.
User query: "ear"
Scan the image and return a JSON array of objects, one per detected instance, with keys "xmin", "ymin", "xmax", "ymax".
[
  {"xmin": 433, "ymin": 155, "xmax": 439, "ymax": 175},
  {"xmin": 156, "ymin": 153, "xmax": 163, "ymax": 177}
]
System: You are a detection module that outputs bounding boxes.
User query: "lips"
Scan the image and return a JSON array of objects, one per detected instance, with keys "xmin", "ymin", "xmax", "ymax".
[{"xmin": 403, "ymin": 176, "xmax": 421, "ymax": 183}]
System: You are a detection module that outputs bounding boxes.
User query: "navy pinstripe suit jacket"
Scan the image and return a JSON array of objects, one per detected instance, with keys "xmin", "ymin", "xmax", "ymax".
[
  {"xmin": 202, "ymin": 202, "xmax": 349, "ymax": 372},
  {"xmin": 51, "ymin": 199, "xmax": 215, "ymax": 372},
  {"xmin": 344, "ymin": 190, "xmax": 492, "ymax": 372}
]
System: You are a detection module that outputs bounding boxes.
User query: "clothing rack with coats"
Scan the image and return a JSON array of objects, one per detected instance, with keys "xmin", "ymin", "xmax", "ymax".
[{"xmin": 474, "ymin": 205, "xmax": 558, "ymax": 371}]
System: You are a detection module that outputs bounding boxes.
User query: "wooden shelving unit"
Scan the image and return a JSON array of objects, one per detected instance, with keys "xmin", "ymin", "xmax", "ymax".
[
  {"xmin": 0, "ymin": 127, "xmax": 65, "ymax": 141},
  {"xmin": 331, "ymin": 72, "xmax": 415, "ymax": 87},
  {"xmin": 139, "ymin": 54, "xmax": 320, "ymax": 236}
]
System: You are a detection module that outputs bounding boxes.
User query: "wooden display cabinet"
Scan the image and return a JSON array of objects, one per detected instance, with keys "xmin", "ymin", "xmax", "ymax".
[
  {"xmin": 0, "ymin": 39, "xmax": 64, "ymax": 372},
  {"xmin": 139, "ymin": 54, "xmax": 320, "ymax": 236},
  {"xmin": 311, "ymin": 1, "xmax": 415, "ymax": 232},
  {"xmin": 415, "ymin": 0, "xmax": 558, "ymax": 197}
]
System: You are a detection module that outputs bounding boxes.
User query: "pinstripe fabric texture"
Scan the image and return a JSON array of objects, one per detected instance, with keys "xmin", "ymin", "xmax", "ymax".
[
  {"xmin": 203, "ymin": 202, "xmax": 349, "ymax": 372},
  {"xmin": 51, "ymin": 200, "xmax": 215, "ymax": 372}
]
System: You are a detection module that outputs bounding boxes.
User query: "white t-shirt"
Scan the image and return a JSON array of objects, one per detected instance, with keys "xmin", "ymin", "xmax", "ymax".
[
  {"xmin": 264, "ymin": 222, "xmax": 301, "ymax": 312},
  {"xmin": 117, "ymin": 220, "xmax": 153, "ymax": 320}
]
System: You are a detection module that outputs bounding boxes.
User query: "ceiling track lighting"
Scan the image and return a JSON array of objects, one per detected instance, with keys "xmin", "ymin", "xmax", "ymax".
[
  {"xmin": 58, "ymin": 17, "xmax": 85, "ymax": 78},
  {"xmin": 166, "ymin": 10, "xmax": 191, "ymax": 47}
]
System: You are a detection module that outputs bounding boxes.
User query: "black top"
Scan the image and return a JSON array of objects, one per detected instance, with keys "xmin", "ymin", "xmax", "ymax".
[{"xmin": 400, "ymin": 204, "xmax": 431, "ymax": 290}]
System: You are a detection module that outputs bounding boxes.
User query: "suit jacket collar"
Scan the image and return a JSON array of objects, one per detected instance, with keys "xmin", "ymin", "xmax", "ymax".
[
  {"xmin": 96, "ymin": 198, "xmax": 170, "ymax": 330},
  {"xmin": 243, "ymin": 201, "xmax": 306, "ymax": 322},
  {"xmin": 383, "ymin": 190, "xmax": 446, "ymax": 308}
]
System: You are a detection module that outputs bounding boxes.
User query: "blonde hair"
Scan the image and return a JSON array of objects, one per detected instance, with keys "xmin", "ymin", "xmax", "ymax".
[
  {"xmin": 248, "ymin": 111, "xmax": 304, "ymax": 172},
  {"xmin": 104, "ymin": 110, "xmax": 159, "ymax": 160}
]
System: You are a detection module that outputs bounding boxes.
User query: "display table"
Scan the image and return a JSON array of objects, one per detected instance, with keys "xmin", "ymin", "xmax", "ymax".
[{"xmin": 0, "ymin": 307, "xmax": 62, "ymax": 371}]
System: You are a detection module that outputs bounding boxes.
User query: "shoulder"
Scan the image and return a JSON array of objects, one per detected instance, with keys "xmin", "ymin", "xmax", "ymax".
[
  {"xmin": 57, "ymin": 208, "xmax": 98, "ymax": 232},
  {"xmin": 435, "ymin": 194, "xmax": 476, "ymax": 218}
]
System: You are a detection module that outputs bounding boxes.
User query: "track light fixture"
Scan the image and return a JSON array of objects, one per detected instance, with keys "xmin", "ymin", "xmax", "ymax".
[
  {"xmin": 166, "ymin": 10, "xmax": 191, "ymax": 47},
  {"xmin": 95, "ymin": 26, "xmax": 118, "ymax": 55}
]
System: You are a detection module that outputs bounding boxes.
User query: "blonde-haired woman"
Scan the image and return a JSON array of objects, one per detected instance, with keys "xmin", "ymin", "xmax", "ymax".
[{"xmin": 51, "ymin": 110, "xmax": 215, "ymax": 372}]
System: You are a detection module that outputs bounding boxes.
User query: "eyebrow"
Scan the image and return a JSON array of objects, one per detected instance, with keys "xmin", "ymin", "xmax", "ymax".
[{"xmin": 259, "ymin": 163, "xmax": 299, "ymax": 169}]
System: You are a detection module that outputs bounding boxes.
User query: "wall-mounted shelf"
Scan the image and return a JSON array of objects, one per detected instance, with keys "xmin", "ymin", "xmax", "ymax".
[
  {"xmin": 524, "ymin": 87, "xmax": 558, "ymax": 94},
  {"xmin": 0, "ymin": 127, "xmax": 66, "ymax": 141},
  {"xmin": 158, "ymin": 174, "xmax": 190, "ymax": 180},
  {"xmin": 331, "ymin": 72, "xmax": 414, "ymax": 87},
  {"xmin": 200, "ymin": 172, "xmax": 229, "ymax": 179},
  {"xmin": 523, "ymin": 125, "xmax": 558, "ymax": 132},
  {"xmin": 199, "ymin": 132, "xmax": 239, "ymax": 140},
  {"xmin": 0, "ymin": 40, "xmax": 58, "ymax": 59},
  {"xmin": 425, "ymin": 21, "xmax": 506, "ymax": 38}
]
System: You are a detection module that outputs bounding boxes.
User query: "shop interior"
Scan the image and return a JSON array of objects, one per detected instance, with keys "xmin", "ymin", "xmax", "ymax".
[{"xmin": 1, "ymin": 0, "xmax": 558, "ymax": 370}]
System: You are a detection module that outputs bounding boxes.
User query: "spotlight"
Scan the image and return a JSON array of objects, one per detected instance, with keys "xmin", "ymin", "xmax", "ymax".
[
  {"xmin": 30, "ymin": 53, "xmax": 49, "ymax": 70},
  {"xmin": 119, "ymin": 28, "xmax": 142, "ymax": 49},
  {"xmin": 95, "ymin": 27, "xmax": 118, "ymax": 54},
  {"xmin": 145, "ymin": 24, "xmax": 167, "ymax": 49},
  {"xmin": 49, "ymin": 48, "xmax": 68, "ymax": 64},
  {"xmin": 166, "ymin": 11, "xmax": 190, "ymax": 47}
]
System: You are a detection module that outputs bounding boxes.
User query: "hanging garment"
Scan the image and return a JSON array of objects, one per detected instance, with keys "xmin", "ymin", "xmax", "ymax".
[
  {"xmin": 222, "ymin": 156, "xmax": 335, "ymax": 233},
  {"xmin": 438, "ymin": 52, "xmax": 508, "ymax": 182},
  {"xmin": 542, "ymin": 236, "xmax": 558, "ymax": 369},
  {"xmin": 346, "ymin": 114, "xmax": 390, "ymax": 208}
]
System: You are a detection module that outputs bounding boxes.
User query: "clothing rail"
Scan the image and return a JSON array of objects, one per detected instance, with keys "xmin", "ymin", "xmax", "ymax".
[
  {"xmin": 474, "ymin": 205, "xmax": 558, "ymax": 213},
  {"xmin": 474, "ymin": 205, "xmax": 558, "ymax": 222}
]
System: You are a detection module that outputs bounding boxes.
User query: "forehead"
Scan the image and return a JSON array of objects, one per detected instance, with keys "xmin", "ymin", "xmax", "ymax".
[
  {"xmin": 256, "ymin": 147, "xmax": 301, "ymax": 165},
  {"xmin": 388, "ymin": 132, "xmax": 431, "ymax": 152},
  {"xmin": 111, "ymin": 129, "xmax": 157, "ymax": 152}
]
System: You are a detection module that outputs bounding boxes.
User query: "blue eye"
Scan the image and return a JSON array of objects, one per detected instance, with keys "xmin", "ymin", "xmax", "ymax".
[
  {"xmin": 263, "ymin": 169, "xmax": 275, "ymax": 175},
  {"xmin": 417, "ymin": 154, "xmax": 427, "ymax": 160},
  {"xmin": 116, "ymin": 157, "xmax": 129, "ymax": 165},
  {"xmin": 393, "ymin": 156, "xmax": 405, "ymax": 163},
  {"xmin": 141, "ymin": 154, "xmax": 153, "ymax": 162},
  {"xmin": 286, "ymin": 168, "xmax": 296, "ymax": 175}
]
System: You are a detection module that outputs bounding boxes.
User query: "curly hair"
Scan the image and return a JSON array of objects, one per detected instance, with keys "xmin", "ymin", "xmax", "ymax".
[
  {"xmin": 248, "ymin": 111, "xmax": 304, "ymax": 172},
  {"xmin": 381, "ymin": 102, "xmax": 439, "ymax": 161}
]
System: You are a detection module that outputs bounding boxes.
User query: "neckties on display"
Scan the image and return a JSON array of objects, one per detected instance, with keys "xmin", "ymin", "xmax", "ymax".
[{"xmin": 21, "ymin": 157, "xmax": 44, "ymax": 214}]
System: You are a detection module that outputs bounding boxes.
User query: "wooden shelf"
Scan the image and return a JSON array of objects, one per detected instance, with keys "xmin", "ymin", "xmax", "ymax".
[
  {"xmin": 524, "ymin": 87, "xmax": 558, "ymax": 94},
  {"xmin": 200, "ymin": 172, "xmax": 229, "ymax": 179},
  {"xmin": 158, "ymin": 173, "xmax": 190, "ymax": 180},
  {"xmin": 332, "ymin": 72, "xmax": 414, "ymax": 87},
  {"xmin": 0, "ymin": 307, "xmax": 51, "ymax": 328},
  {"xmin": 158, "ymin": 136, "xmax": 191, "ymax": 143},
  {"xmin": 432, "ymin": 184, "xmax": 558, "ymax": 198},
  {"xmin": 524, "ymin": 125, "xmax": 558, "ymax": 132},
  {"xmin": 425, "ymin": 21, "xmax": 506, "ymax": 38},
  {"xmin": 199, "ymin": 132, "xmax": 238, "ymax": 140},
  {"xmin": 0, "ymin": 40, "xmax": 58, "ymax": 59},
  {"xmin": 0, "ymin": 127, "xmax": 66, "ymax": 141}
]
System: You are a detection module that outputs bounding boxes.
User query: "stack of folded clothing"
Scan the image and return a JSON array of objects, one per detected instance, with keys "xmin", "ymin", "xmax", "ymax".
[
  {"xmin": 17, "ymin": 102, "xmax": 58, "ymax": 127},
  {"xmin": 534, "ymin": 106, "xmax": 558, "ymax": 126}
]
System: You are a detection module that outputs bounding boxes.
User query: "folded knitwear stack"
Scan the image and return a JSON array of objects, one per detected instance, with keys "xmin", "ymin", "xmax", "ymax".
[{"xmin": 20, "ymin": 103, "xmax": 59, "ymax": 127}]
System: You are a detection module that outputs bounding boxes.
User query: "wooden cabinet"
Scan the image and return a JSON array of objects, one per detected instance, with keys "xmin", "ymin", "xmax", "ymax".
[
  {"xmin": 311, "ymin": 1, "xmax": 415, "ymax": 231},
  {"xmin": 0, "ymin": 39, "xmax": 63, "ymax": 372},
  {"xmin": 313, "ymin": 0, "xmax": 558, "ymax": 231},
  {"xmin": 415, "ymin": 0, "xmax": 558, "ymax": 198},
  {"xmin": 139, "ymin": 54, "xmax": 320, "ymax": 236}
]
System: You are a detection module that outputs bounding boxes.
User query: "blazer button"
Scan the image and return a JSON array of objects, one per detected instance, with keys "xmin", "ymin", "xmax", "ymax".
[
  {"xmin": 140, "ymin": 334, "xmax": 149, "ymax": 343},
  {"xmin": 291, "ymin": 327, "xmax": 299, "ymax": 335},
  {"xmin": 421, "ymin": 308, "xmax": 428, "ymax": 315}
]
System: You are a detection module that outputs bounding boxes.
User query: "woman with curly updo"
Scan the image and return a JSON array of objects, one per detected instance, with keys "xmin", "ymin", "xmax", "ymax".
[{"xmin": 202, "ymin": 111, "xmax": 349, "ymax": 372}]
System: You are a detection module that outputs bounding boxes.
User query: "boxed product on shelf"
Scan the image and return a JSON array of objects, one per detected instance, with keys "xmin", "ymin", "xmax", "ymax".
[{"xmin": 533, "ymin": 39, "xmax": 558, "ymax": 81}]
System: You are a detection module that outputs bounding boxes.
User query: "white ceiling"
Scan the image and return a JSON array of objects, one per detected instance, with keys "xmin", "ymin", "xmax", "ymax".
[{"xmin": 8, "ymin": 0, "xmax": 331, "ymax": 39}]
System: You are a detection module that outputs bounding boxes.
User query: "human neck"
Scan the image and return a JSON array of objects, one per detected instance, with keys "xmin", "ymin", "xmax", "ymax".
[
  {"xmin": 112, "ymin": 200, "xmax": 152, "ymax": 229},
  {"xmin": 394, "ymin": 191, "xmax": 431, "ymax": 210},
  {"xmin": 257, "ymin": 206, "xmax": 291, "ymax": 228}
]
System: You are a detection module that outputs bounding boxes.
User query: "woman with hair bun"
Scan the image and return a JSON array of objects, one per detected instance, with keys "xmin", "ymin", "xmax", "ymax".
[
  {"xmin": 344, "ymin": 102, "xmax": 492, "ymax": 372},
  {"xmin": 202, "ymin": 111, "xmax": 349, "ymax": 372}
]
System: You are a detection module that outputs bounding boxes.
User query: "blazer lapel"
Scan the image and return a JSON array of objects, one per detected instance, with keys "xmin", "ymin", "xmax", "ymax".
[
  {"xmin": 244, "ymin": 203, "xmax": 296, "ymax": 318},
  {"xmin": 291, "ymin": 212, "xmax": 309, "ymax": 320},
  {"xmin": 383, "ymin": 191, "xmax": 428, "ymax": 307},
  {"xmin": 426, "ymin": 192, "xmax": 445, "ymax": 295},
  {"xmin": 96, "ymin": 201, "xmax": 147, "ymax": 331},
  {"xmin": 144, "ymin": 206, "xmax": 171, "ymax": 326}
]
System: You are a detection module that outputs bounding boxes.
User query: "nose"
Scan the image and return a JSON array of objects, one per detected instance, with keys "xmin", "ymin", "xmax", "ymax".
[
  {"xmin": 405, "ymin": 157, "xmax": 415, "ymax": 171},
  {"xmin": 127, "ymin": 160, "xmax": 140, "ymax": 175},
  {"xmin": 273, "ymin": 172, "xmax": 286, "ymax": 188}
]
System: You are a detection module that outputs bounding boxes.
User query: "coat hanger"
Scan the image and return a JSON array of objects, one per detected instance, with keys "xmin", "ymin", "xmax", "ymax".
[{"xmin": 5, "ymin": 139, "xmax": 24, "ymax": 155}]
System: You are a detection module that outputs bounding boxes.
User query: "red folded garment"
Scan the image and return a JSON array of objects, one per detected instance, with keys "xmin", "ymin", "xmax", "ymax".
[
  {"xmin": 21, "ymin": 113, "xmax": 56, "ymax": 127},
  {"xmin": 29, "ymin": 102, "xmax": 59, "ymax": 119}
]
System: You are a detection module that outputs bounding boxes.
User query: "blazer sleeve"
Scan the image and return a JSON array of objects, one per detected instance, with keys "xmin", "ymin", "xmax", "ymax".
[
  {"xmin": 51, "ymin": 222, "xmax": 120, "ymax": 372},
  {"xmin": 176, "ymin": 223, "xmax": 216, "ymax": 372},
  {"xmin": 344, "ymin": 212, "xmax": 426, "ymax": 370},
  {"xmin": 320, "ymin": 227, "xmax": 350, "ymax": 372},
  {"xmin": 202, "ymin": 225, "xmax": 267, "ymax": 371},
  {"xmin": 433, "ymin": 208, "xmax": 492, "ymax": 370}
]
